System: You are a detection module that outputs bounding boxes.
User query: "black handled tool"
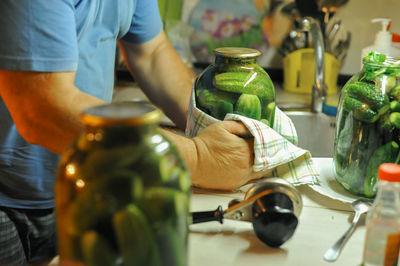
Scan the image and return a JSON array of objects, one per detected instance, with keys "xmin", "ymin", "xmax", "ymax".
[{"xmin": 191, "ymin": 178, "xmax": 303, "ymax": 248}]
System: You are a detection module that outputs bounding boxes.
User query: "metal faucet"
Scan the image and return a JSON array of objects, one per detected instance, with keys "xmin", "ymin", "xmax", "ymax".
[{"xmin": 301, "ymin": 17, "xmax": 328, "ymax": 113}]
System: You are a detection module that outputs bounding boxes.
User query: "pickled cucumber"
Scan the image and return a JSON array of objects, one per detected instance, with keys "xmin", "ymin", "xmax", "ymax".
[
  {"xmin": 234, "ymin": 93, "xmax": 262, "ymax": 120},
  {"xmin": 196, "ymin": 89, "xmax": 217, "ymax": 111},
  {"xmin": 342, "ymin": 97, "xmax": 379, "ymax": 123},
  {"xmin": 135, "ymin": 150, "xmax": 180, "ymax": 186},
  {"xmin": 66, "ymin": 175, "xmax": 136, "ymax": 236},
  {"xmin": 364, "ymin": 141, "xmax": 399, "ymax": 197},
  {"xmin": 113, "ymin": 204, "xmax": 161, "ymax": 266},
  {"xmin": 345, "ymin": 81, "xmax": 389, "ymax": 113},
  {"xmin": 78, "ymin": 145, "xmax": 142, "ymax": 181},
  {"xmin": 390, "ymin": 100, "xmax": 400, "ymax": 112},
  {"xmin": 80, "ymin": 230, "xmax": 117, "ymax": 266},
  {"xmin": 155, "ymin": 223, "xmax": 186, "ymax": 266},
  {"xmin": 141, "ymin": 187, "xmax": 188, "ymax": 223},
  {"xmin": 263, "ymin": 101, "xmax": 276, "ymax": 127},
  {"xmin": 390, "ymin": 85, "xmax": 400, "ymax": 101},
  {"xmin": 390, "ymin": 112, "xmax": 400, "ymax": 129},
  {"xmin": 210, "ymin": 99, "xmax": 233, "ymax": 120},
  {"xmin": 214, "ymin": 72, "xmax": 275, "ymax": 100}
]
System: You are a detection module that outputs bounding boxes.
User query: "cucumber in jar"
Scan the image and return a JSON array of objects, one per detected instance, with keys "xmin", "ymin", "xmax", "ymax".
[{"xmin": 334, "ymin": 51, "xmax": 400, "ymax": 197}]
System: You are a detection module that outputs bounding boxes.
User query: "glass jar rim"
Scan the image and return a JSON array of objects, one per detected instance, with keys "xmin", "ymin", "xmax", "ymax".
[
  {"xmin": 213, "ymin": 47, "xmax": 261, "ymax": 58},
  {"xmin": 80, "ymin": 102, "xmax": 162, "ymax": 127},
  {"xmin": 362, "ymin": 57, "xmax": 400, "ymax": 68}
]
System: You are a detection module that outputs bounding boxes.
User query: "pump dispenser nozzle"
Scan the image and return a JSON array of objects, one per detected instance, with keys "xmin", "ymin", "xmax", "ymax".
[
  {"xmin": 372, "ymin": 18, "xmax": 391, "ymax": 32},
  {"xmin": 361, "ymin": 18, "xmax": 400, "ymax": 68},
  {"xmin": 371, "ymin": 18, "xmax": 392, "ymax": 47}
]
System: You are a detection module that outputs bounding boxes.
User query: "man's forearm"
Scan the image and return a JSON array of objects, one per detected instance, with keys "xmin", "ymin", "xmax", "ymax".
[{"xmin": 119, "ymin": 31, "xmax": 193, "ymax": 130}]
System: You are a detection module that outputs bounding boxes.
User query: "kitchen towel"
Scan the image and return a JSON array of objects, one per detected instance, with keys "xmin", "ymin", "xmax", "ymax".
[{"xmin": 185, "ymin": 89, "xmax": 320, "ymax": 187}]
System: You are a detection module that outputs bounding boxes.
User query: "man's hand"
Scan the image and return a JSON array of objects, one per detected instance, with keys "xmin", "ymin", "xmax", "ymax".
[{"xmin": 191, "ymin": 121, "xmax": 255, "ymax": 190}]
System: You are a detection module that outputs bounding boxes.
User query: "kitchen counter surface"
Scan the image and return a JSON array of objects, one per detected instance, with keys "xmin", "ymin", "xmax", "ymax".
[
  {"xmin": 187, "ymin": 157, "xmax": 367, "ymax": 266},
  {"xmin": 113, "ymin": 82, "xmax": 363, "ymax": 265}
]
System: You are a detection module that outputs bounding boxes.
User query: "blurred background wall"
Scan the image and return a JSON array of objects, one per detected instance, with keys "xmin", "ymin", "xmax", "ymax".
[{"xmin": 175, "ymin": 0, "xmax": 400, "ymax": 75}]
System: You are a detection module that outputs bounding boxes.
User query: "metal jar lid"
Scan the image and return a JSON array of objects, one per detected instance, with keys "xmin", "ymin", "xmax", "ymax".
[
  {"xmin": 80, "ymin": 101, "xmax": 162, "ymax": 127},
  {"xmin": 213, "ymin": 47, "xmax": 261, "ymax": 58}
]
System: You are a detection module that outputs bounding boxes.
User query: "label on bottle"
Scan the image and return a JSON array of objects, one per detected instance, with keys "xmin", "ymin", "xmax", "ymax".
[{"xmin": 384, "ymin": 233, "xmax": 400, "ymax": 266}]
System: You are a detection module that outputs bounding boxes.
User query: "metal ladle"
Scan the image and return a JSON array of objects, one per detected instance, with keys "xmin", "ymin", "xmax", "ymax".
[
  {"xmin": 323, "ymin": 198, "xmax": 372, "ymax": 262},
  {"xmin": 191, "ymin": 178, "xmax": 303, "ymax": 248}
]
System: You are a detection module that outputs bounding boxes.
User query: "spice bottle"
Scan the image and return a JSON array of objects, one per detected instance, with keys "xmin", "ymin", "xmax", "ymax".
[{"xmin": 362, "ymin": 163, "xmax": 400, "ymax": 266}]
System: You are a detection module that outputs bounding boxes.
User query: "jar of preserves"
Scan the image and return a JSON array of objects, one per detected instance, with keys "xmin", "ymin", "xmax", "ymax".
[
  {"xmin": 55, "ymin": 102, "xmax": 191, "ymax": 265},
  {"xmin": 195, "ymin": 47, "xmax": 276, "ymax": 126},
  {"xmin": 333, "ymin": 52, "xmax": 400, "ymax": 198}
]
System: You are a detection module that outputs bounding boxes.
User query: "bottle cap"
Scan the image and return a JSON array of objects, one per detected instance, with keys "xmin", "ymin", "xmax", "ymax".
[
  {"xmin": 213, "ymin": 47, "xmax": 261, "ymax": 58},
  {"xmin": 81, "ymin": 102, "xmax": 162, "ymax": 127},
  {"xmin": 378, "ymin": 163, "xmax": 400, "ymax": 182}
]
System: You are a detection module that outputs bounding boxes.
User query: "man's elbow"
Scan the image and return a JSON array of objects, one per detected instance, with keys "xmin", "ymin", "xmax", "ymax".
[{"xmin": 14, "ymin": 118, "xmax": 43, "ymax": 146}]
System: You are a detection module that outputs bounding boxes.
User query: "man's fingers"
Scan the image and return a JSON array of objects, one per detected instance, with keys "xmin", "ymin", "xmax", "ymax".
[{"xmin": 219, "ymin": 120, "xmax": 252, "ymax": 137}]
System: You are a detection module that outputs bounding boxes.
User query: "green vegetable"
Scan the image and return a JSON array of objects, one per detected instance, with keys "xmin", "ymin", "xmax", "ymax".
[
  {"xmin": 390, "ymin": 100, "xmax": 400, "ymax": 112},
  {"xmin": 113, "ymin": 204, "xmax": 161, "ymax": 266},
  {"xmin": 263, "ymin": 101, "xmax": 276, "ymax": 127},
  {"xmin": 66, "ymin": 175, "xmax": 135, "ymax": 236},
  {"xmin": 210, "ymin": 99, "xmax": 233, "ymax": 120},
  {"xmin": 215, "ymin": 90, "xmax": 238, "ymax": 105},
  {"xmin": 196, "ymin": 89, "xmax": 217, "ymax": 111},
  {"xmin": 134, "ymin": 149, "xmax": 181, "ymax": 186},
  {"xmin": 345, "ymin": 81, "xmax": 389, "ymax": 113},
  {"xmin": 384, "ymin": 75, "xmax": 397, "ymax": 92},
  {"xmin": 141, "ymin": 187, "xmax": 188, "ymax": 224},
  {"xmin": 234, "ymin": 93, "xmax": 262, "ymax": 120},
  {"xmin": 363, "ymin": 51, "xmax": 387, "ymax": 64},
  {"xmin": 390, "ymin": 112, "xmax": 400, "ymax": 129},
  {"xmin": 364, "ymin": 141, "xmax": 399, "ymax": 197},
  {"xmin": 80, "ymin": 230, "xmax": 117, "ymax": 266},
  {"xmin": 77, "ymin": 145, "xmax": 142, "ymax": 181},
  {"xmin": 260, "ymin": 119, "xmax": 270, "ymax": 127},
  {"xmin": 214, "ymin": 72, "xmax": 275, "ymax": 100},
  {"xmin": 342, "ymin": 97, "xmax": 379, "ymax": 123},
  {"xmin": 390, "ymin": 85, "xmax": 400, "ymax": 101},
  {"xmin": 155, "ymin": 223, "xmax": 186, "ymax": 266},
  {"xmin": 334, "ymin": 118, "xmax": 380, "ymax": 195}
]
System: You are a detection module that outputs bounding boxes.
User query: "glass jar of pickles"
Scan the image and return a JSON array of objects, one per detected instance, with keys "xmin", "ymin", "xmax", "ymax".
[
  {"xmin": 55, "ymin": 102, "xmax": 191, "ymax": 265},
  {"xmin": 195, "ymin": 47, "xmax": 276, "ymax": 126},
  {"xmin": 333, "ymin": 52, "xmax": 400, "ymax": 198}
]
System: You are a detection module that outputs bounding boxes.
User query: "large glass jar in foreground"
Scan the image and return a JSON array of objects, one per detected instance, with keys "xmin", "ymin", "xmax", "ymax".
[
  {"xmin": 195, "ymin": 47, "xmax": 276, "ymax": 126},
  {"xmin": 333, "ymin": 52, "xmax": 400, "ymax": 198},
  {"xmin": 55, "ymin": 102, "xmax": 191, "ymax": 266}
]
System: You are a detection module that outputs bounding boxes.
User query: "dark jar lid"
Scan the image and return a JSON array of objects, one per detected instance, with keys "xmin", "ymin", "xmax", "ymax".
[
  {"xmin": 213, "ymin": 47, "xmax": 261, "ymax": 59},
  {"xmin": 80, "ymin": 101, "xmax": 162, "ymax": 127}
]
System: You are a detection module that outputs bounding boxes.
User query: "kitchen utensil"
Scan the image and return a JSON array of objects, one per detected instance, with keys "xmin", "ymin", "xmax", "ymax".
[
  {"xmin": 325, "ymin": 19, "xmax": 341, "ymax": 52},
  {"xmin": 191, "ymin": 178, "xmax": 303, "ymax": 248},
  {"xmin": 336, "ymin": 31, "xmax": 351, "ymax": 63},
  {"xmin": 323, "ymin": 199, "xmax": 372, "ymax": 262}
]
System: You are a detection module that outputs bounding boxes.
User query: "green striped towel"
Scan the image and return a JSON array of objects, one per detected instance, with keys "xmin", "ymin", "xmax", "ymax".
[{"xmin": 185, "ymin": 89, "xmax": 320, "ymax": 186}]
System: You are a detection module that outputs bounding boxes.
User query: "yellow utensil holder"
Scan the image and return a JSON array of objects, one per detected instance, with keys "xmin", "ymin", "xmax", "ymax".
[{"xmin": 282, "ymin": 48, "xmax": 341, "ymax": 95}]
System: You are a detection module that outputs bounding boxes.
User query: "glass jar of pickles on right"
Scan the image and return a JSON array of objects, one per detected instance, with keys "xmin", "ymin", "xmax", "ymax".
[{"xmin": 333, "ymin": 52, "xmax": 400, "ymax": 198}]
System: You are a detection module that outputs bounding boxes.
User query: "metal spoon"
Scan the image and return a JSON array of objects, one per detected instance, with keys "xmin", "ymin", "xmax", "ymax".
[{"xmin": 323, "ymin": 198, "xmax": 372, "ymax": 262}]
